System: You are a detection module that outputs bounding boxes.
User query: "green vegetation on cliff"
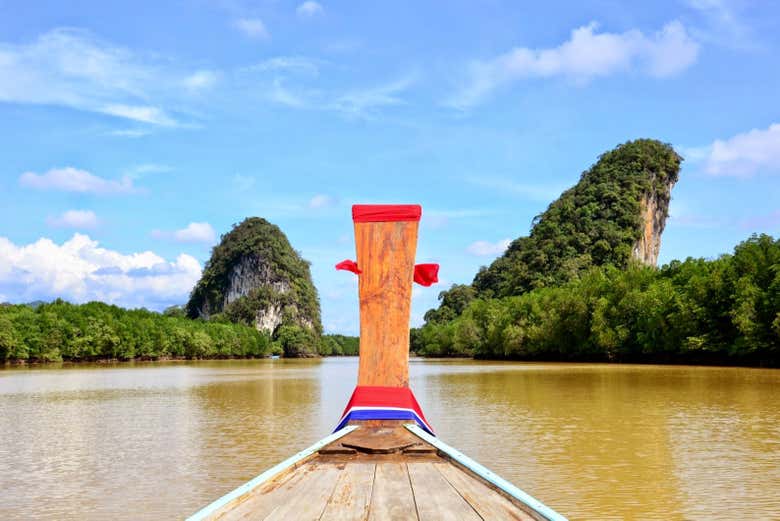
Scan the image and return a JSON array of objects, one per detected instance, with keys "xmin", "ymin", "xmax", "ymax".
[
  {"xmin": 186, "ymin": 217, "xmax": 323, "ymax": 356},
  {"xmin": 427, "ymin": 139, "xmax": 681, "ymax": 324},
  {"xmin": 481, "ymin": 139, "xmax": 679, "ymax": 295},
  {"xmin": 0, "ymin": 300, "xmax": 272, "ymax": 363},
  {"xmin": 414, "ymin": 234, "xmax": 780, "ymax": 366}
]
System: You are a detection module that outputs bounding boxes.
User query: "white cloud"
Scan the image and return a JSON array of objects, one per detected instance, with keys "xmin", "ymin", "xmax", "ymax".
[
  {"xmin": 183, "ymin": 69, "xmax": 219, "ymax": 91},
  {"xmin": 175, "ymin": 222, "xmax": 216, "ymax": 243},
  {"xmin": 0, "ymin": 28, "xmax": 183, "ymax": 125},
  {"xmin": 237, "ymin": 56, "xmax": 413, "ymax": 117},
  {"xmin": 108, "ymin": 128, "xmax": 151, "ymax": 138},
  {"xmin": 690, "ymin": 123, "xmax": 780, "ymax": 177},
  {"xmin": 308, "ymin": 194, "xmax": 337, "ymax": 209},
  {"xmin": 234, "ymin": 18, "xmax": 270, "ymax": 39},
  {"xmin": 297, "ymin": 1, "xmax": 324, "ymax": 18},
  {"xmin": 0, "ymin": 234, "xmax": 201, "ymax": 310},
  {"xmin": 450, "ymin": 21, "xmax": 699, "ymax": 107},
  {"xmin": 330, "ymin": 75, "xmax": 415, "ymax": 116},
  {"xmin": 268, "ymin": 78, "xmax": 308, "ymax": 108},
  {"xmin": 47, "ymin": 210, "xmax": 99, "ymax": 229},
  {"xmin": 122, "ymin": 163, "xmax": 172, "ymax": 179},
  {"xmin": 19, "ymin": 167, "xmax": 135, "ymax": 194},
  {"xmin": 244, "ymin": 56, "xmax": 320, "ymax": 75},
  {"xmin": 100, "ymin": 103, "xmax": 176, "ymax": 126},
  {"xmin": 686, "ymin": 0, "xmax": 756, "ymax": 50},
  {"xmin": 467, "ymin": 238, "xmax": 511, "ymax": 256},
  {"xmin": 153, "ymin": 222, "xmax": 217, "ymax": 244}
]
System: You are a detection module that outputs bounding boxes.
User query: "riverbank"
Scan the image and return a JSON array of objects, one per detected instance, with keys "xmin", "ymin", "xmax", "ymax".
[{"xmin": 3, "ymin": 352, "xmax": 776, "ymax": 369}]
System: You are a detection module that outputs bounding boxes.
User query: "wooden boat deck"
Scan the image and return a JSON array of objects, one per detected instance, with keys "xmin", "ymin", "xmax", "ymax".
[{"xmin": 195, "ymin": 423, "xmax": 549, "ymax": 521}]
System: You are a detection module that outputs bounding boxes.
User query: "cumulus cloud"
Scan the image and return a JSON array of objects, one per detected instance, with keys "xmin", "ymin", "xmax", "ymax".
[
  {"xmin": 450, "ymin": 21, "xmax": 699, "ymax": 107},
  {"xmin": 0, "ymin": 234, "xmax": 201, "ymax": 310},
  {"xmin": 174, "ymin": 222, "xmax": 217, "ymax": 243},
  {"xmin": 233, "ymin": 18, "xmax": 270, "ymax": 39},
  {"xmin": 689, "ymin": 123, "xmax": 780, "ymax": 177},
  {"xmin": 152, "ymin": 222, "xmax": 217, "ymax": 243},
  {"xmin": 19, "ymin": 167, "xmax": 135, "ymax": 194},
  {"xmin": 297, "ymin": 1, "xmax": 324, "ymax": 18},
  {"xmin": 47, "ymin": 210, "xmax": 99, "ymax": 229},
  {"xmin": 0, "ymin": 28, "xmax": 184, "ymax": 125},
  {"xmin": 467, "ymin": 238, "xmax": 511, "ymax": 256}
]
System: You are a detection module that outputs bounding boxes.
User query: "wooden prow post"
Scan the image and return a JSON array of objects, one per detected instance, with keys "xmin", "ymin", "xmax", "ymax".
[{"xmin": 353, "ymin": 205, "xmax": 420, "ymax": 388}]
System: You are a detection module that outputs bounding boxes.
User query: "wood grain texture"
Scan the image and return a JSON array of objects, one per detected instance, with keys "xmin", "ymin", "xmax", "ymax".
[
  {"xmin": 262, "ymin": 463, "xmax": 341, "ymax": 521},
  {"xmin": 340, "ymin": 425, "xmax": 421, "ymax": 454},
  {"xmin": 320, "ymin": 463, "xmax": 376, "ymax": 521},
  {"xmin": 408, "ymin": 463, "xmax": 482, "ymax": 521},
  {"xmin": 437, "ymin": 464, "xmax": 536, "ymax": 521},
  {"xmin": 368, "ymin": 463, "xmax": 418, "ymax": 521},
  {"xmin": 214, "ymin": 463, "xmax": 313, "ymax": 520},
  {"xmin": 354, "ymin": 220, "xmax": 418, "ymax": 388}
]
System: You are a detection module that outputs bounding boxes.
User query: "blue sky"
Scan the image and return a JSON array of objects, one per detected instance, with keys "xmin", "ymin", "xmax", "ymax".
[{"xmin": 1, "ymin": 0, "xmax": 779, "ymax": 334}]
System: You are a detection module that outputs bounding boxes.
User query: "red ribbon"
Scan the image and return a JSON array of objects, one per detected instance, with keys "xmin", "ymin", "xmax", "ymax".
[
  {"xmin": 337, "ymin": 260, "xmax": 439, "ymax": 286},
  {"xmin": 335, "ymin": 259, "xmax": 362, "ymax": 274},
  {"xmin": 414, "ymin": 263, "xmax": 439, "ymax": 286}
]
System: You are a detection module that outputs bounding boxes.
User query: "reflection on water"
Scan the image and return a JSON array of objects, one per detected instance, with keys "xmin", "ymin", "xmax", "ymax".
[{"xmin": 0, "ymin": 359, "xmax": 778, "ymax": 519}]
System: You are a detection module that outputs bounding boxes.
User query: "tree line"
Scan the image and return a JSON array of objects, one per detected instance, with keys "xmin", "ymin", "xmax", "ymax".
[
  {"xmin": 0, "ymin": 299, "xmax": 361, "ymax": 363},
  {"xmin": 412, "ymin": 234, "xmax": 780, "ymax": 366}
]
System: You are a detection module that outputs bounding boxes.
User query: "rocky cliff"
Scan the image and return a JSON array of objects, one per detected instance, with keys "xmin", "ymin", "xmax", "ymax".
[
  {"xmin": 472, "ymin": 139, "xmax": 680, "ymax": 299},
  {"xmin": 632, "ymin": 170, "xmax": 675, "ymax": 266},
  {"xmin": 186, "ymin": 218, "xmax": 322, "ymax": 354}
]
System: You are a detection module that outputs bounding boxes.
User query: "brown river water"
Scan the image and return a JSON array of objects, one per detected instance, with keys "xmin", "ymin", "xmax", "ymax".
[{"xmin": 0, "ymin": 358, "xmax": 778, "ymax": 520}]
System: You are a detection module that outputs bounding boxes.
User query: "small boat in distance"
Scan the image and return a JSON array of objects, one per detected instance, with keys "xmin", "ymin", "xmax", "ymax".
[{"xmin": 188, "ymin": 205, "xmax": 567, "ymax": 521}]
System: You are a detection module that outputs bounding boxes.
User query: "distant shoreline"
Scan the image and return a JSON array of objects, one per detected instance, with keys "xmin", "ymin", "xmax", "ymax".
[{"xmin": 3, "ymin": 354, "xmax": 776, "ymax": 369}]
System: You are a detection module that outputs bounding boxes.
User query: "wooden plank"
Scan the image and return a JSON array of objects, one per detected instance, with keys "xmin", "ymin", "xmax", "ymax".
[
  {"xmin": 368, "ymin": 463, "xmax": 418, "ymax": 521},
  {"xmin": 437, "ymin": 464, "xmax": 536, "ymax": 521},
  {"xmin": 408, "ymin": 463, "xmax": 482, "ymax": 521},
  {"xmin": 191, "ymin": 426, "xmax": 358, "ymax": 521},
  {"xmin": 404, "ymin": 424, "xmax": 565, "ymax": 521},
  {"xmin": 216, "ymin": 463, "xmax": 313, "ymax": 520},
  {"xmin": 320, "ymin": 463, "xmax": 376, "ymax": 521},
  {"xmin": 354, "ymin": 219, "xmax": 418, "ymax": 388},
  {"xmin": 262, "ymin": 463, "xmax": 341, "ymax": 521},
  {"xmin": 340, "ymin": 425, "xmax": 421, "ymax": 454}
]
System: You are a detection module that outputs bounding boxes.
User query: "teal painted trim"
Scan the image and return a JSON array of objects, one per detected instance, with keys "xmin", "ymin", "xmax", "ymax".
[
  {"xmin": 404, "ymin": 424, "xmax": 568, "ymax": 521},
  {"xmin": 186, "ymin": 425, "xmax": 359, "ymax": 521}
]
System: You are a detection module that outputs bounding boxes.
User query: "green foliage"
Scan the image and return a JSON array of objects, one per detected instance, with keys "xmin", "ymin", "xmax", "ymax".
[
  {"xmin": 455, "ymin": 140, "xmax": 681, "ymax": 305},
  {"xmin": 413, "ymin": 235, "xmax": 780, "ymax": 366},
  {"xmin": 0, "ymin": 300, "xmax": 271, "ymax": 363},
  {"xmin": 320, "ymin": 334, "xmax": 359, "ymax": 356},
  {"xmin": 186, "ymin": 217, "xmax": 322, "ymax": 356}
]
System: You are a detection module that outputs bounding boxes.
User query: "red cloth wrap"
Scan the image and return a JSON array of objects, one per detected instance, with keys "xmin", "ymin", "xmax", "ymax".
[
  {"xmin": 335, "ymin": 259, "xmax": 362, "ymax": 274},
  {"xmin": 352, "ymin": 204, "xmax": 422, "ymax": 222},
  {"xmin": 340, "ymin": 385, "xmax": 431, "ymax": 428},
  {"xmin": 414, "ymin": 263, "xmax": 439, "ymax": 286}
]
